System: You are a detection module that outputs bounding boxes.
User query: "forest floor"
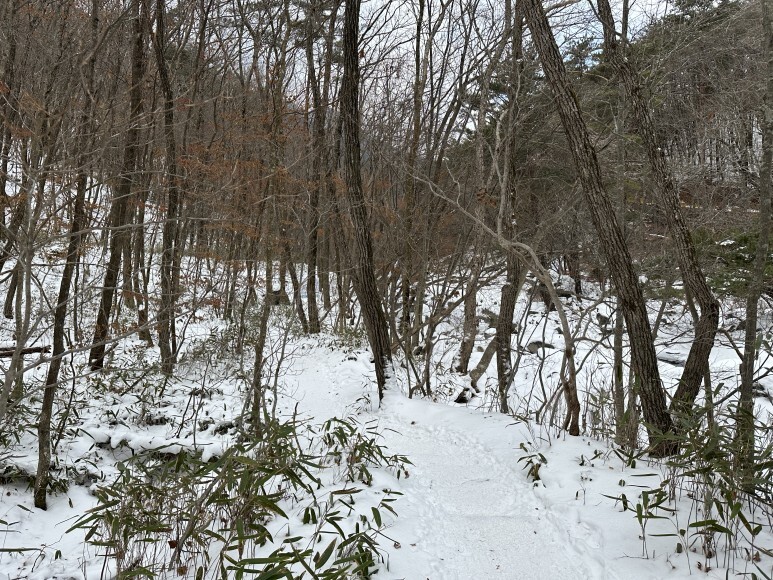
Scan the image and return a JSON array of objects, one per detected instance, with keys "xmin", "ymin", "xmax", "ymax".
[{"xmin": 1, "ymin": 274, "xmax": 773, "ymax": 579}]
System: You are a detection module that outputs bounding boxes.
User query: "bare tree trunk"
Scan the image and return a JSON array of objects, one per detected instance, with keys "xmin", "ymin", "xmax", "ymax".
[
  {"xmin": 320, "ymin": 230, "xmax": 332, "ymax": 311},
  {"xmin": 400, "ymin": 0, "xmax": 445, "ymax": 343},
  {"xmin": 34, "ymin": 0, "xmax": 99, "ymax": 510},
  {"xmin": 612, "ymin": 12, "xmax": 629, "ymax": 446},
  {"xmin": 89, "ymin": 0, "xmax": 145, "ymax": 370},
  {"xmin": 737, "ymin": 0, "xmax": 773, "ymax": 474},
  {"xmin": 340, "ymin": 0, "xmax": 392, "ymax": 399},
  {"xmin": 0, "ymin": 116, "xmax": 47, "ymax": 417},
  {"xmin": 153, "ymin": 0, "xmax": 181, "ymax": 375},
  {"xmin": 455, "ymin": 255, "xmax": 483, "ymax": 374},
  {"xmin": 0, "ymin": 165, "xmax": 33, "ymax": 276},
  {"xmin": 496, "ymin": 276, "xmax": 519, "ymax": 414},
  {"xmin": 495, "ymin": 0, "xmax": 523, "ymax": 415},
  {"xmin": 133, "ymin": 172, "xmax": 153, "ymax": 345},
  {"xmin": 612, "ymin": 303, "xmax": 628, "ymax": 444},
  {"xmin": 0, "ymin": 0, "xmax": 18, "ymax": 230},
  {"xmin": 456, "ymin": 9, "xmax": 510, "ymax": 381},
  {"xmin": 596, "ymin": 0, "xmax": 719, "ymax": 415},
  {"xmin": 250, "ymin": 250, "xmax": 273, "ymax": 437},
  {"xmin": 522, "ymin": 0, "xmax": 674, "ymax": 455},
  {"xmin": 304, "ymin": 0, "xmax": 325, "ymax": 334},
  {"xmin": 285, "ymin": 246, "xmax": 309, "ymax": 333}
]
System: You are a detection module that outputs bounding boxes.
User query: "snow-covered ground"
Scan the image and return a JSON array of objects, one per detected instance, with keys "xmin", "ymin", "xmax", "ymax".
[{"xmin": 1, "ymin": 268, "xmax": 773, "ymax": 579}]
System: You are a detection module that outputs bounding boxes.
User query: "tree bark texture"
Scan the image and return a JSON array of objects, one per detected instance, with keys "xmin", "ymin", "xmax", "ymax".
[
  {"xmin": 737, "ymin": 0, "xmax": 773, "ymax": 472},
  {"xmin": 522, "ymin": 0, "xmax": 674, "ymax": 454},
  {"xmin": 340, "ymin": 0, "xmax": 392, "ymax": 399},
  {"xmin": 34, "ymin": 0, "xmax": 99, "ymax": 509},
  {"xmin": 153, "ymin": 0, "xmax": 181, "ymax": 375},
  {"xmin": 304, "ymin": 0, "xmax": 324, "ymax": 334},
  {"xmin": 89, "ymin": 0, "xmax": 145, "ymax": 370},
  {"xmin": 596, "ymin": 0, "xmax": 719, "ymax": 415}
]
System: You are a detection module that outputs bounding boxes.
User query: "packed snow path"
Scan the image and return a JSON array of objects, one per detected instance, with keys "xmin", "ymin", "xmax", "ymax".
[
  {"xmin": 379, "ymin": 395, "xmax": 610, "ymax": 579},
  {"xmin": 1, "ymin": 338, "xmax": 748, "ymax": 579},
  {"xmin": 295, "ymin": 349, "xmax": 614, "ymax": 579}
]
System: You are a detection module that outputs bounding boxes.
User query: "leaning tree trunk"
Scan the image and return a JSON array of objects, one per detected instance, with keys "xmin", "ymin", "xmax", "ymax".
[
  {"xmin": 340, "ymin": 0, "xmax": 392, "ymax": 399},
  {"xmin": 596, "ymin": 0, "xmax": 719, "ymax": 415},
  {"xmin": 522, "ymin": 0, "xmax": 674, "ymax": 455}
]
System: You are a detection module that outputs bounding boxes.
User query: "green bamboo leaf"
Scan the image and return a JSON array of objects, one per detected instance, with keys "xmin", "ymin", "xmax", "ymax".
[
  {"xmin": 314, "ymin": 539, "xmax": 337, "ymax": 569},
  {"xmin": 331, "ymin": 488, "xmax": 361, "ymax": 495}
]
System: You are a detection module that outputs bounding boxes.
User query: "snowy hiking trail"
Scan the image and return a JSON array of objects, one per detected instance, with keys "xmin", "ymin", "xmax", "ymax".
[
  {"xmin": 293, "ymin": 348, "xmax": 616, "ymax": 580},
  {"xmin": 378, "ymin": 396, "xmax": 611, "ymax": 580},
  {"xmin": 2, "ymin": 337, "xmax": 738, "ymax": 579}
]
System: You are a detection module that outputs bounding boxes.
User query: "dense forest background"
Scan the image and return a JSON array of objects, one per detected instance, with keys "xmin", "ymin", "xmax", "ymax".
[{"xmin": 1, "ymin": 0, "xmax": 773, "ymax": 577}]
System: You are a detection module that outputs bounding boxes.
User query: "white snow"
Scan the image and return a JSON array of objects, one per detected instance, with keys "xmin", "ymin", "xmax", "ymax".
[{"xmin": 2, "ymin": 267, "xmax": 773, "ymax": 579}]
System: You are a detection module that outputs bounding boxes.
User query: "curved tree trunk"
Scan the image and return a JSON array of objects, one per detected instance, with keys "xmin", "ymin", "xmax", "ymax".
[
  {"xmin": 596, "ymin": 0, "xmax": 719, "ymax": 415},
  {"xmin": 522, "ymin": 0, "xmax": 674, "ymax": 455}
]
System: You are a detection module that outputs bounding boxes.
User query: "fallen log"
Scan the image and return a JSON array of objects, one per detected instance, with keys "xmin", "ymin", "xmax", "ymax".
[{"xmin": 0, "ymin": 345, "xmax": 51, "ymax": 358}]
